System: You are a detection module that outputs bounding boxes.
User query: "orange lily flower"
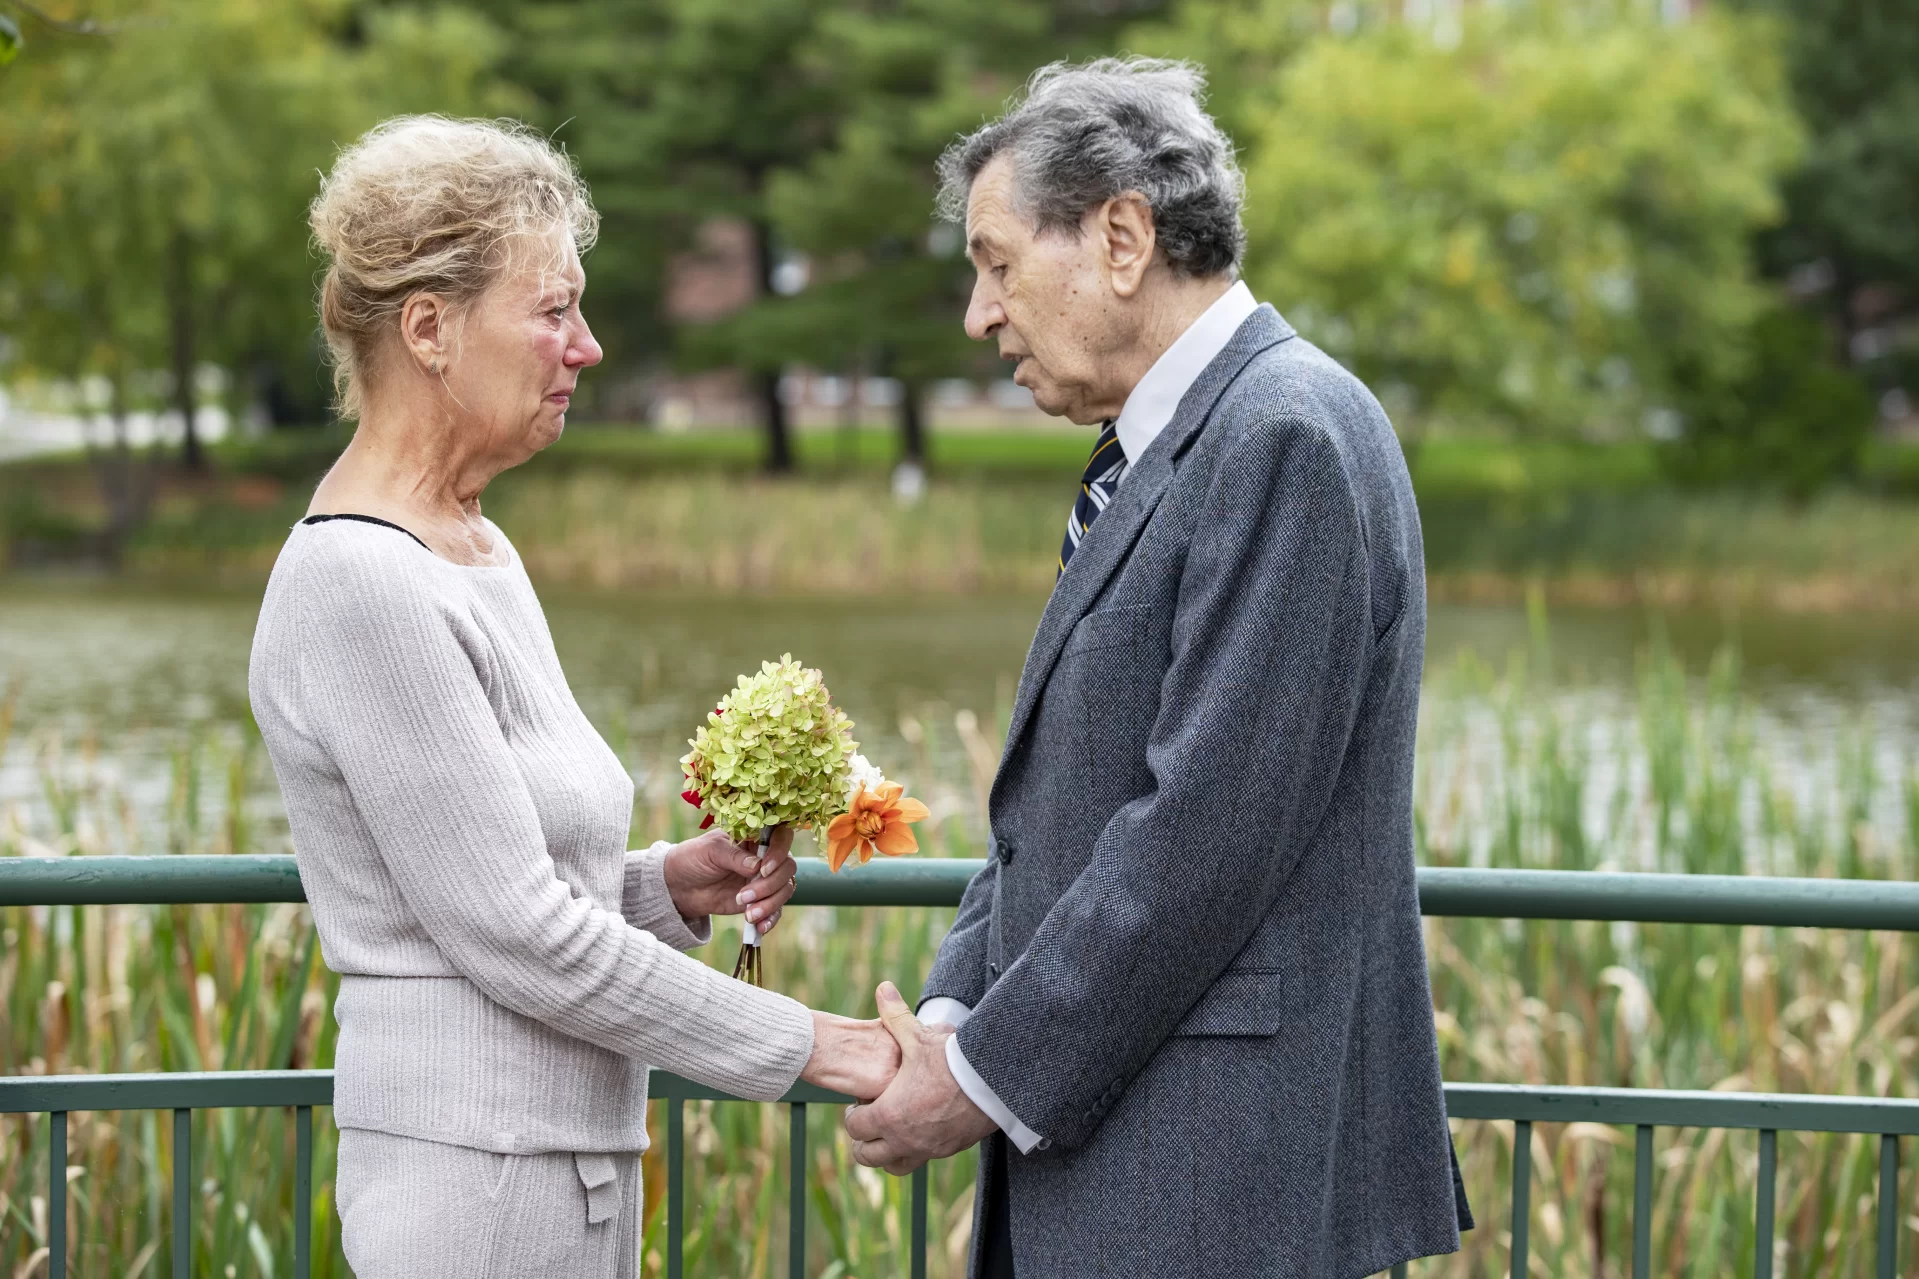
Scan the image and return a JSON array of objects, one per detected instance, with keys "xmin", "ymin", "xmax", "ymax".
[{"xmin": 825, "ymin": 781, "xmax": 930, "ymax": 872}]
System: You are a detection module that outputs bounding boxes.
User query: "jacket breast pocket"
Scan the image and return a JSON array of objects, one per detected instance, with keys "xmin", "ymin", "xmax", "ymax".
[
  {"xmin": 1061, "ymin": 603, "xmax": 1162, "ymax": 658},
  {"xmin": 1170, "ymin": 969, "xmax": 1283, "ymax": 1038}
]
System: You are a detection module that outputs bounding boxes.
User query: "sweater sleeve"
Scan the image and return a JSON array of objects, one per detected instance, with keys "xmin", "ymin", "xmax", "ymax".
[
  {"xmin": 295, "ymin": 558, "xmax": 811, "ymax": 1100},
  {"xmin": 622, "ymin": 841, "xmax": 713, "ymax": 951}
]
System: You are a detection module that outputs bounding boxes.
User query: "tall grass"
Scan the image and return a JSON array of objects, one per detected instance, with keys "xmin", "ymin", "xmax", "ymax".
[
  {"xmin": 0, "ymin": 639, "xmax": 1915, "ymax": 1276},
  {"xmin": 10, "ymin": 427, "xmax": 1919, "ymax": 607}
]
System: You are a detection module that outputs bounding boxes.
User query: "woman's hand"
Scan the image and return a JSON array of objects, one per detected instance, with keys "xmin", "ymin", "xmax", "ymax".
[
  {"xmin": 661, "ymin": 826, "xmax": 799, "ymax": 935},
  {"xmin": 801, "ymin": 1012, "xmax": 905, "ymax": 1101}
]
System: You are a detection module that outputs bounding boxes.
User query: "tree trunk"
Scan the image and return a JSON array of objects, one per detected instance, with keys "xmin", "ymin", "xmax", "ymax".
[
  {"xmin": 88, "ymin": 372, "xmax": 153, "ymax": 567},
  {"xmin": 749, "ymin": 217, "xmax": 793, "ymax": 473},
  {"xmin": 168, "ymin": 228, "xmax": 202, "ymax": 471},
  {"xmin": 897, "ymin": 378, "xmax": 926, "ymax": 466}
]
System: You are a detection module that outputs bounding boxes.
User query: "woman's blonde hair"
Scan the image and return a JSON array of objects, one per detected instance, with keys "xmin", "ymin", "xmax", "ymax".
[{"xmin": 308, "ymin": 116, "xmax": 600, "ymax": 420}]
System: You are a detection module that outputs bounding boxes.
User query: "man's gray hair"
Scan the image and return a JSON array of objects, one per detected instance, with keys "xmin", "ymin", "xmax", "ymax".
[{"xmin": 936, "ymin": 57, "xmax": 1245, "ymax": 279}]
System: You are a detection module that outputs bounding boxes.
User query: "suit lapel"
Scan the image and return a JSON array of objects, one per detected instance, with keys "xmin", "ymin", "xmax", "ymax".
[{"xmin": 993, "ymin": 306, "xmax": 1297, "ymax": 781}]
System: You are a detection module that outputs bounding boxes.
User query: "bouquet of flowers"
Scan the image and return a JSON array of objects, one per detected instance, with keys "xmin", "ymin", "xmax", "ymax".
[{"xmin": 680, "ymin": 654, "xmax": 928, "ymax": 985}]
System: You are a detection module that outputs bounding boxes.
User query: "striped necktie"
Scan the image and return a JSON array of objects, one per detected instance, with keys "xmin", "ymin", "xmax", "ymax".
[{"xmin": 1059, "ymin": 420, "xmax": 1127, "ymax": 575}]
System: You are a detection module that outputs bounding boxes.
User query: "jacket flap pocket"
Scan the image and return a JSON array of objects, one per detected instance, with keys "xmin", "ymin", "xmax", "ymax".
[
  {"xmin": 1171, "ymin": 969, "xmax": 1282, "ymax": 1038},
  {"xmin": 1062, "ymin": 603, "xmax": 1159, "ymax": 656}
]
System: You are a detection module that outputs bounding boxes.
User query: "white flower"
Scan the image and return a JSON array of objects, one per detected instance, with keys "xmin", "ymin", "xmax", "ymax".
[{"xmin": 845, "ymin": 752, "xmax": 887, "ymax": 807}]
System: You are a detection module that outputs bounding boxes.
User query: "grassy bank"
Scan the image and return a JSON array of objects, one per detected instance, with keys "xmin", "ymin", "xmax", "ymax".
[
  {"xmin": 5, "ymin": 428, "xmax": 1919, "ymax": 608},
  {"xmin": 2, "ymin": 641, "xmax": 1916, "ymax": 1275}
]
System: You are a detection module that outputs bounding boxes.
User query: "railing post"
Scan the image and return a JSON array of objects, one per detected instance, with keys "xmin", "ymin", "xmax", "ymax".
[
  {"xmin": 1754, "ymin": 1128, "xmax": 1776, "ymax": 1279},
  {"xmin": 1879, "ymin": 1134, "xmax": 1899, "ymax": 1279},
  {"xmin": 667, "ymin": 1097, "xmax": 684, "ymax": 1279},
  {"xmin": 49, "ymin": 1110, "xmax": 66, "ymax": 1279},
  {"xmin": 911, "ymin": 1164, "xmax": 928, "ymax": 1279},
  {"xmin": 790, "ymin": 1103, "xmax": 807, "ymax": 1279},
  {"xmin": 173, "ymin": 1108, "xmax": 191, "ymax": 1279},
  {"xmin": 1633, "ymin": 1125, "xmax": 1652, "ymax": 1279},
  {"xmin": 1511, "ymin": 1120, "xmax": 1531, "ymax": 1279},
  {"xmin": 295, "ymin": 1105, "xmax": 313, "ymax": 1278}
]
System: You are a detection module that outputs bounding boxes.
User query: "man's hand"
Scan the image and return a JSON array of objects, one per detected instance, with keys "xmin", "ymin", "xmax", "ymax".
[
  {"xmin": 845, "ymin": 982, "xmax": 997, "ymax": 1175},
  {"xmin": 661, "ymin": 827, "xmax": 797, "ymax": 934}
]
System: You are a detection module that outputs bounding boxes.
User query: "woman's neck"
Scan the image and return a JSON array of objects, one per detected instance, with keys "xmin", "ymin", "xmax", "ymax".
[{"xmin": 309, "ymin": 408, "xmax": 509, "ymax": 566}]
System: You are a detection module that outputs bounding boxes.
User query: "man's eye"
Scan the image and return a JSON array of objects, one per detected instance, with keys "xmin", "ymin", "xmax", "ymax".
[{"xmin": 551, "ymin": 305, "xmax": 571, "ymax": 319}]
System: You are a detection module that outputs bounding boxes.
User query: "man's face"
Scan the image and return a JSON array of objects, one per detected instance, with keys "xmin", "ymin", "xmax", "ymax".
[{"xmin": 962, "ymin": 155, "xmax": 1128, "ymax": 425}]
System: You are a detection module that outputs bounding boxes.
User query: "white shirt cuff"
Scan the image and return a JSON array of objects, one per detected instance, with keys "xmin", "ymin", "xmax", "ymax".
[
  {"xmin": 940, "ymin": 1023, "xmax": 1048, "ymax": 1155},
  {"xmin": 916, "ymin": 997, "xmax": 973, "ymax": 1031}
]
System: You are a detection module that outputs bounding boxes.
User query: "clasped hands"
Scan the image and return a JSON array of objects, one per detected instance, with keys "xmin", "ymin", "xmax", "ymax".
[
  {"xmin": 801, "ymin": 982, "xmax": 997, "ymax": 1175},
  {"xmin": 665, "ymin": 832, "xmax": 995, "ymax": 1173}
]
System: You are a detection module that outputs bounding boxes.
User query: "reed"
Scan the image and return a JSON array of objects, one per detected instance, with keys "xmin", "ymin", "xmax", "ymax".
[
  {"xmin": 0, "ymin": 638, "xmax": 1914, "ymax": 1276},
  {"xmin": 78, "ymin": 459, "xmax": 1919, "ymax": 611}
]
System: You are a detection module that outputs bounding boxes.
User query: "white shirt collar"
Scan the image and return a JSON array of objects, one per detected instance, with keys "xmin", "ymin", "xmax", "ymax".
[{"xmin": 1113, "ymin": 280, "xmax": 1260, "ymax": 467}]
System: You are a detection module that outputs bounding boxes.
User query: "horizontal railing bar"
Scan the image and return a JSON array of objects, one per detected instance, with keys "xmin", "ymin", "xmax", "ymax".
[
  {"xmin": 0, "ymin": 1070, "xmax": 333, "ymax": 1113},
  {"xmin": 651, "ymin": 1072, "xmax": 855, "ymax": 1105},
  {"xmin": 8, "ymin": 1071, "xmax": 1919, "ymax": 1138},
  {"xmin": 1446, "ymin": 1084, "xmax": 1919, "ymax": 1136},
  {"xmin": 8, "ymin": 857, "xmax": 1919, "ymax": 932},
  {"xmin": 0, "ymin": 855, "xmax": 309, "ymax": 906},
  {"xmin": 1417, "ymin": 867, "xmax": 1919, "ymax": 931}
]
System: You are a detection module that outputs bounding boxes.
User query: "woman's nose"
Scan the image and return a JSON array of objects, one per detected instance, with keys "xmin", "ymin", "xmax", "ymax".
[{"xmin": 568, "ymin": 316, "xmax": 604, "ymax": 368}]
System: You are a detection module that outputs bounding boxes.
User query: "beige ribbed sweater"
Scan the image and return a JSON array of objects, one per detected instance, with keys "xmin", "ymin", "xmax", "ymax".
[{"xmin": 248, "ymin": 516, "xmax": 814, "ymax": 1155}]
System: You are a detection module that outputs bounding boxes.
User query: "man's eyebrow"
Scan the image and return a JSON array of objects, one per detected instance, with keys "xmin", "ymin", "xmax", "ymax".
[{"xmin": 967, "ymin": 232, "xmax": 995, "ymax": 261}]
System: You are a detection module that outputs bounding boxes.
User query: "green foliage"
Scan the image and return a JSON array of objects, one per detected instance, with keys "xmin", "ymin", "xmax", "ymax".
[
  {"xmin": 1734, "ymin": 0, "xmax": 1919, "ymax": 393},
  {"xmin": 0, "ymin": 13, "xmax": 20, "ymax": 65},
  {"xmin": 0, "ymin": 0, "xmax": 521, "ymax": 432},
  {"xmin": 1142, "ymin": 0, "xmax": 1804, "ymax": 438},
  {"xmin": 1659, "ymin": 304, "xmax": 1878, "ymax": 499},
  {"xmin": 681, "ymin": 655, "xmax": 857, "ymax": 841}
]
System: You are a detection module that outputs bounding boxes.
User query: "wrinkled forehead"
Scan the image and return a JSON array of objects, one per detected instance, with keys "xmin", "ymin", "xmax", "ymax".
[{"xmin": 964, "ymin": 154, "xmax": 1029, "ymax": 260}]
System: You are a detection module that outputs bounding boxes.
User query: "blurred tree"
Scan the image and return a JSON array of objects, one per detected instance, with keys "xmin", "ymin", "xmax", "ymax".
[
  {"xmin": 517, "ymin": 0, "xmax": 1164, "ymax": 470},
  {"xmin": 0, "ymin": 0, "xmax": 514, "ymax": 499},
  {"xmin": 1138, "ymin": 0, "xmax": 1803, "ymax": 448},
  {"xmin": 733, "ymin": 1, "xmax": 1047, "ymax": 468},
  {"xmin": 1661, "ymin": 303, "xmax": 1877, "ymax": 500},
  {"xmin": 510, "ymin": 0, "xmax": 846, "ymax": 471},
  {"xmin": 1730, "ymin": 0, "xmax": 1918, "ymax": 409}
]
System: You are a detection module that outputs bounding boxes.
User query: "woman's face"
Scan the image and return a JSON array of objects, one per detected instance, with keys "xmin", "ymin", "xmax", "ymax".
[{"xmin": 443, "ymin": 237, "xmax": 602, "ymax": 464}]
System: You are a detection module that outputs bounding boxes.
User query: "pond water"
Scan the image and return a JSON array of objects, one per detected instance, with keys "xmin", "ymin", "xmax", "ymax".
[{"xmin": 2, "ymin": 577, "xmax": 1916, "ymax": 862}]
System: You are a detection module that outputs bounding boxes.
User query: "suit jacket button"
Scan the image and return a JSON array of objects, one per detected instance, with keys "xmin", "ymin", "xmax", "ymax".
[
  {"xmin": 988, "ymin": 962, "xmax": 1001, "ymax": 978},
  {"xmin": 996, "ymin": 839, "xmax": 1014, "ymax": 864}
]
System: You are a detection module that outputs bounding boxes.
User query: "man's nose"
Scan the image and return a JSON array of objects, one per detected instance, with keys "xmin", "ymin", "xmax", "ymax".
[{"xmin": 964, "ymin": 286, "xmax": 1004, "ymax": 343}]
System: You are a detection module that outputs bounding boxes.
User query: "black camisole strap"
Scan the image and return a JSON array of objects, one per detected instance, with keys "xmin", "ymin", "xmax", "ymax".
[{"xmin": 300, "ymin": 513, "xmax": 432, "ymax": 553}]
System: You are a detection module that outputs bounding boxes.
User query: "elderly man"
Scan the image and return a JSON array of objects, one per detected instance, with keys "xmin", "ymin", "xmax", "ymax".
[{"xmin": 845, "ymin": 57, "xmax": 1472, "ymax": 1277}]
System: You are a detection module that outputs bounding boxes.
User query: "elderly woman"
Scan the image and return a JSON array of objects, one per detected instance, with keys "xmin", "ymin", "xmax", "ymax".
[{"xmin": 248, "ymin": 116, "xmax": 897, "ymax": 1276}]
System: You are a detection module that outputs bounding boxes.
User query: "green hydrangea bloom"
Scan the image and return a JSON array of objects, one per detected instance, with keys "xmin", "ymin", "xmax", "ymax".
[{"xmin": 680, "ymin": 654, "xmax": 857, "ymax": 842}]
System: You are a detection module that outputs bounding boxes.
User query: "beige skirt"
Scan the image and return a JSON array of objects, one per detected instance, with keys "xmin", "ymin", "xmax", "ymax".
[{"xmin": 336, "ymin": 1128, "xmax": 642, "ymax": 1277}]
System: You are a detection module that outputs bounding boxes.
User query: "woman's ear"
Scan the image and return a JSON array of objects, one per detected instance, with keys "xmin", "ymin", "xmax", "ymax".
[
  {"xmin": 1099, "ymin": 192, "xmax": 1158, "ymax": 299},
  {"xmin": 399, "ymin": 292, "xmax": 450, "ymax": 375}
]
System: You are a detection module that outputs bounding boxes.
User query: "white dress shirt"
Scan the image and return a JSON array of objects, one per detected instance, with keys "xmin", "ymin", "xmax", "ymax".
[{"xmin": 921, "ymin": 280, "xmax": 1261, "ymax": 1154}]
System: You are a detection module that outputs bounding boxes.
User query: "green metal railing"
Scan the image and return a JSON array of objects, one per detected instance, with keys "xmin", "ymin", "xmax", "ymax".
[{"xmin": 5, "ymin": 855, "xmax": 1919, "ymax": 1277}]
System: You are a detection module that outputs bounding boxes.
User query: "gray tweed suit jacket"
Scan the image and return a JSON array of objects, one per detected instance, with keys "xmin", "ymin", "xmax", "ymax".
[{"xmin": 920, "ymin": 305, "xmax": 1469, "ymax": 1278}]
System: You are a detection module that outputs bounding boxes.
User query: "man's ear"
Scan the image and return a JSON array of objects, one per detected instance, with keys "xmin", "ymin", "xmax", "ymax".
[
  {"xmin": 1098, "ymin": 192, "xmax": 1157, "ymax": 299},
  {"xmin": 399, "ymin": 292, "xmax": 450, "ymax": 374}
]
